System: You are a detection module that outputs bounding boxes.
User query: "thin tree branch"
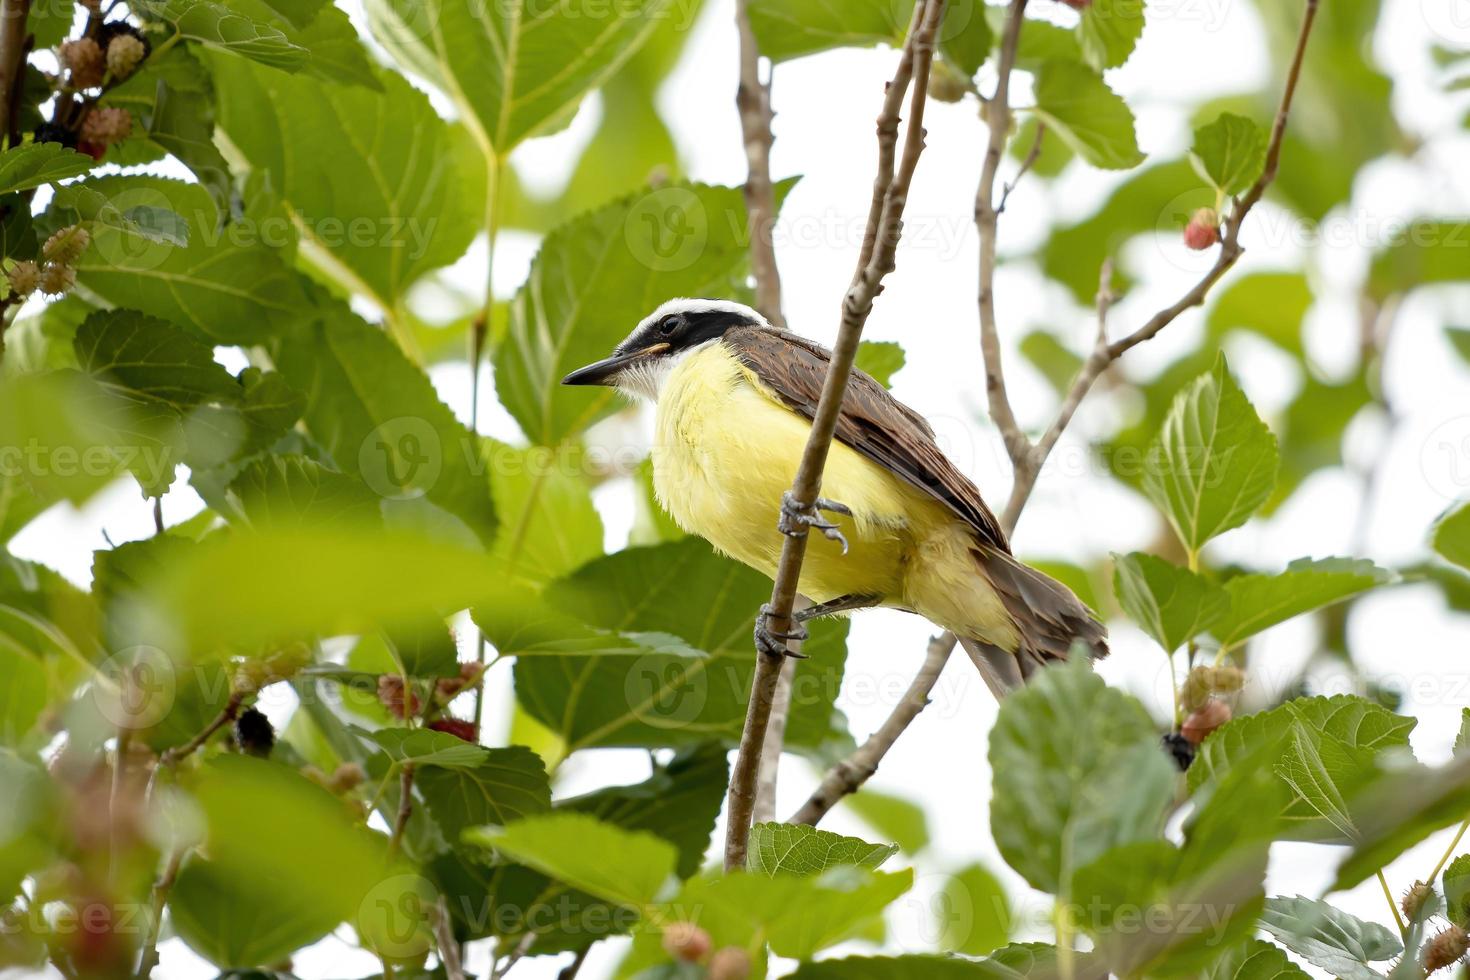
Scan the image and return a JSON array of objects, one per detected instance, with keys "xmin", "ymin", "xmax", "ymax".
[
  {"xmin": 431, "ymin": 896, "xmax": 466, "ymax": 980},
  {"xmin": 974, "ymin": 0, "xmax": 1032, "ymax": 467},
  {"xmin": 737, "ymin": 0, "xmax": 796, "ymax": 822},
  {"xmin": 999, "ymin": 0, "xmax": 1321, "ymax": 532},
  {"xmin": 388, "ymin": 763, "xmax": 414, "ymax": 859},
  {"xmin": 723, "ymin": 0, "xmax": 947, "ymax": 872},
  {"xmin": 996, "ymin": 122, "xmax": 1044, "ymax": 217},
  {"xmin": 134, "ymin": 845, "xmax": 184, "ymax": 979},
  {"xmin": 789, "ymin": 632, "xmax": 955, "ymax": 825},
  {"xmin": 752, "ymin": 654, "xmax": 795, "ymax": 824},
  {"xmin": 735, "ymin": 0, "xmax": 785, "ymax": 328}
]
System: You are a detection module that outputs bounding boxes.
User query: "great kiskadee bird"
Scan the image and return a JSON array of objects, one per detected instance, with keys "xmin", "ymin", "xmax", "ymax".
[{"xmin": 562, "ymin": 299, "xmax": 1106, "ymax": 696}]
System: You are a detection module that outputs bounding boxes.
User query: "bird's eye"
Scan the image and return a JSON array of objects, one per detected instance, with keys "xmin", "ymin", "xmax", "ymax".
[{"xmin": 657, "ymin": 315, "xmax": 680, "ymax": 336}]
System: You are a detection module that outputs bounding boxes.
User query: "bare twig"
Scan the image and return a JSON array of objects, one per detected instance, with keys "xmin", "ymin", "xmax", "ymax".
[
  {"xmin": 134, "ymin": 846, "xmax": 184, "ymax": 978},
  {"xmin": 974, "ymin": 0, "xmax": 1032, "ymax": 466},
  {"xmin": 998, "ymin": 0, "xmax": 1321, "ymax": 531},
  {"xmin": 151, "ymin": 690, "xmax": 244, "ymax": 785},
  {"xmin": 996, "ymin": 122, "xmax": 1044, "ymax": 216},
  {"xmin": 431, "ymin": 896, "xmax": 466, "ymax": 980},
  {"xmin": 388, "ymin": 763, "xmax": 414, "ymax": 859},
  {"xmin": 723, "ymin": 0, "xmax": 947, "ymax": 872},
  {"xmin": 789, "ymin": 632, "xmax": 955, "ymax": 825},
  {"xmin": 557, "ymin": 947, "xmax": 590, "ymax": 980},
  {"xmin": 735, "ymin": 0, "xmax": 785, "ymax": 328}
]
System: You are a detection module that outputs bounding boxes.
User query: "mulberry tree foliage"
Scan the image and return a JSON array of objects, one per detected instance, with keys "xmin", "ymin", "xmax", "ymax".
[{"xmin": 0, "ymin": 0, "xmax": 1467, "ymax": 978}]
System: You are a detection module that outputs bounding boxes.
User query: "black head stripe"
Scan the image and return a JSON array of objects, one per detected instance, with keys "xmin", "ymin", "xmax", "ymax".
[{"xmin": 616, "ymin": 303, "xmax": 765, "ymax": 356}]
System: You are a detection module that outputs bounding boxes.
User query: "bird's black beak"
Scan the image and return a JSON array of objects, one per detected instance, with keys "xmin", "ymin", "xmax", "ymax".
[{"xmin": 560, "ymin": 343, "xmax": 670, "ymax": 386}]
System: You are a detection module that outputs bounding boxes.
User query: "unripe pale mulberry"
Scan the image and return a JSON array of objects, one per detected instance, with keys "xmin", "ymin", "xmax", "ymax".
[
  {"xmin": 7, "ymin": 260, "xmax": 40, "ymax": 298},
  {"xmin": 80, "ymin": 107, "xmax": 132, "ymax": 146},
  {"xmin": 106, "ymin": 34, "xmax": 147, "ymax": 79},
  {"xmin": 39, "ymin": 263, "xmax": 76, "ymax": 296},
  {"xmin": 60, "ymin": 38, "xmax": 104, "ymax": 89}
]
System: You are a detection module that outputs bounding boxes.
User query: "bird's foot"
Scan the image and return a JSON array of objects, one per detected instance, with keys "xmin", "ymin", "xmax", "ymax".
[
  {"xmin": 755, "ymin": 603, "xmax": 809, "ymax": 659},
  {"xmin": 778, "ymin": 491, "xmax": 852, "ymax": 554}
]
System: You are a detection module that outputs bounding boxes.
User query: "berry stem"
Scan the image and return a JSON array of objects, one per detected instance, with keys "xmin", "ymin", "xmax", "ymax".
[
  {"xmin": 1428, "ymin": 819, "xmax": 1470, "ymax": 887},
  {"xmin": 1379, "ymin": 869, "xmax": 1408, "ymax": 937}
]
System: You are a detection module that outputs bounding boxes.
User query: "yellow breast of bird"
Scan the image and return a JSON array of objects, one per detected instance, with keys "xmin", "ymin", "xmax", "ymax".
[{"xmin": 651, "ymin": 342, "xmax": 925, "ymax": 606}]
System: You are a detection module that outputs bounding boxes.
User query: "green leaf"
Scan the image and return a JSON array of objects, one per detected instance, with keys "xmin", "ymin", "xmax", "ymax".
[
  {"xmin": 854, "ymin": 341, "xmax": 906, "ymax": 390},
  {"xmin": 219, "ymin": 0, "xmax": 381, "ymax": 88},
  {"xmin": 1444, "ymin": 854, "xmax": 1470, "ymax": 929},
  {"xmin": 1447, "ymin": 326, "xmax": 1470, "ymax": 368},
  {"xmin": 499, "ymin": 538, "xmax": 847, "ymax": 752},
  {"xmin": 1031, "ymin": 60, "xmax": 1145, "ymax": 170},
  {"xmin": 1073, "ymin": 740, "xmax": 1290, "ymax": 977},
  {"xmin": 940, "ymin": 865, "xmax": 1011, "ymax": 957},
  {"xmin": 1111, "ymin": 552, "xmax": 1229, "ymax": 652},
  {"xmin": 49, "ymin": 182, "xmax": 190, "ymax": 245},
  {"xmin": 209, "ymin": 57, "xmax": 483, "ymax": 306},
  {"xmin": 1458, "ymin": 707, "xmax": 1470, "ymax": 755},
  {"xmin": 0, "ymin": 646, "xmax": 45, "ymax": 747},
  {"xmin": 170, "ymin": 856, "xmax": 341, "ymax": 968},
  {"xmin": 989, "ymin": 658, "xmax": 1174, "ymax": 895},
  {"xmin": 75, "ymin": 309, "xmax": 238, "ymax": 410},
  {"xmin": 1077, "ymin": 0, "xmax": 1145, "ymax": 70},
  {"xmin": 1433, "ymin": 503, "xmax": 1470, "ymax": 571},
  {"xmin": 416, "ymin": 746, "xmax": 552, "ymax": 841},
  {"xmin": 226, "ymin": 455, "xmax": 381, "ymax": 528},
  {"xmin": 747, "ymin": 823, "xmax": 897, "ymax": 876},
  {"xmin": 1191, "ymin": 113, "xmax": 1268, "ymax": 195},
  {"xmin": 1367, "ymin": 222, "xmax": 1470, "ymax": 301},
  {"xmin": 560, "ymin": 741, "xmax": 727, "ymax": 880},
  {"xmin": 1259, "ymin": 895, "xmax": 1401, "ymax": 979},
  {"xmin": 1142, "ymin": 354, "xmax": 1280, "ymax": 552},
  {"xmin": 146, "ymin": 525, "xmax": 505, "ymax": 652},
  {"xmin": 365, "ymin": 0, "xmax": 673, "ymax": 154},
  {"xmin": 359, "ymin": 727, "xmax": 489, "ymax": 768},
  {"xmin": 842, "ymin": 788, "xmax": 930, "ymax": 855},
  {"xmin": 650, "ymin": 868, "xmax": 914, "ymax": 962},
  {"xmin": 191, "ymin": 755, "xmax": 390, "ymax": 931},
  {"xmin": 275, "ymin": 306, "xmax": 497, "ymax": 546},
  {"xmin": 1019, "ymin": 330, "xmax": 1083, "ymax": 396},
  {"xmin": 1189, "ymin": 695, "xmax": 1416, "ymax": 841},
  {"xmin": 488, "ymin": 439, "xmax": 603, "ymax": 583},
  {"xmin": 467, "ymin": 812, "xmax": 676, "ymax": 910},
  {"xmin": 789, "ymin": 955, "xmax": 1028, "ymax": 979},
  {"xmin": 748, "ymin": 0, "xmax": 905, "ymax": 63},
  {"xmin": 136, "ymin": 0, "xmax": 309, "ymax": 69},
  {"xmin": 940, "ymin": 0, "xmax": 995, "ymax": 77},
  {"xmin": 0, "ymin": 143, "xmax": 96, "ymax": 194},
  {"xmin": 495, "ymin": 180, "xmax": 792, "ymax": 445},
  {"xmin": 1333, "ymin": 754, "xmax": 1470, "ymax": 891},
  {"xmin": 1202, "ymin": 940, "xmax": 1314, "ymax": 979},
  {"xmin": 1206, "ymin": 272, "xmax": 1313, "ymax": 356},
  {"xmin": 52, "ymin": 177, "xmax": 313, "ymax": 345},
  {"xmin": 1211, "ymin": 558, "xmax": 1392, "ymax": 648}
]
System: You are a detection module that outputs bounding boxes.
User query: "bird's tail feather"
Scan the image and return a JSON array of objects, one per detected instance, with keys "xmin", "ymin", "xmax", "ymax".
[{"xmin": 962, "ymin": 547, "xmax": 1109, "ymax": 698}]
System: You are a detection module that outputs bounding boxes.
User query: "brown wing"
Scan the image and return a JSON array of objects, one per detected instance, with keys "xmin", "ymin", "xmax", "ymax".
[{"xmin": 723, "ymin": 325, "xmax": 1010, "ymax": 553}]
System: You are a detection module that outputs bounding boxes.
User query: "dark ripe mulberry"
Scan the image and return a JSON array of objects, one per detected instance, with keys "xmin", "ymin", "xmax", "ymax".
[
  {"xmin": 1162, "ymin": 732, "xmax": 1195, "ymax": 771},
  {"xmin": 427, "ymin": 718, "xmax": 478, "ymax": 743},
  {"xmin": 232, "ymin": 707, "xmax": 275, "ymax": 758},
  {"xmin": 33, "ymin": 122, "xmax": 77, "ymax": 149},
  {"xmin": 97, "ymin": 21, "xmax": 152, "ymax": 59}
]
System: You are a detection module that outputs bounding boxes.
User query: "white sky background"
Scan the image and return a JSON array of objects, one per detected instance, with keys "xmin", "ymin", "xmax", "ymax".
[{"xmin": 9, "ymin": 0, "xmax": 1470, "ymax": 977}]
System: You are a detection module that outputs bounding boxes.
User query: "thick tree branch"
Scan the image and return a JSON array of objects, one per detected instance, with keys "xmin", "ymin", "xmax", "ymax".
[
  {"xmin": 974, "ymin": 0, "xmax": 1031, "ymax": 466},
  {"xmin": 789, "ymin": 632, "xmax": 955, "ymax": 825},
  {"xmin": 0, "ymin": 0, "xmax": 31, "ymax": 145},
  {"xmin": 723, "ymin": 0, "xmax": 947, "ymax": 872},
  {"xmin": 999, "ymin": 0, "xmax": 1321, "ymax": 531}
]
